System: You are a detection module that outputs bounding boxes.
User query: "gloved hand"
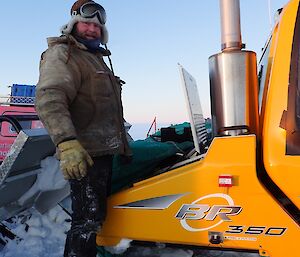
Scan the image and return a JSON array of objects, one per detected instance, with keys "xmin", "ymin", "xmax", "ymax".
[{"xmin": 58, "ymin": 139, "xmax": 94, "ymax": 180}]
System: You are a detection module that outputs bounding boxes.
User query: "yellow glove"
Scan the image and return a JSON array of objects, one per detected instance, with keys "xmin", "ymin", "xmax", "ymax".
[{"xmin": 58, "ymin": 139, "xmax": 94, "ymax": 180}]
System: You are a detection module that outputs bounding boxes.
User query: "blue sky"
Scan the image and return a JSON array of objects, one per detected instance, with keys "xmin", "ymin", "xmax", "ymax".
[{"xmin": 0, "ymin": 0, "xmax": 288, "ymax": 128}]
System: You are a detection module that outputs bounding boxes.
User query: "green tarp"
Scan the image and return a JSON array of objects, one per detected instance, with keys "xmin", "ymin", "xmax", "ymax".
[{"xmin": 111, "ymin": 122, "xmax": 193, "ymax": 193}]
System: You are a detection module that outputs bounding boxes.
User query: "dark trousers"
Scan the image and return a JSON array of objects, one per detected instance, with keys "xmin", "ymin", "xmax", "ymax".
[{"xmin": 64, "ymin": 155, "xmax": 113, "ymax": 257}]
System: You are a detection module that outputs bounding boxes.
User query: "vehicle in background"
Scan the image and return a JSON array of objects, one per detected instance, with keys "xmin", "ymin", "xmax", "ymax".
[{"xmin": 0, "ymin": 84, "xmax": 43, "ymax": 162}]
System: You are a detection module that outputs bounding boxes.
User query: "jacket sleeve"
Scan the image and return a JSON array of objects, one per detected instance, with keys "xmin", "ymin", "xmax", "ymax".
[{"xmin": 35, "ymin": 45, "xmax": 81, "ymax": 146}]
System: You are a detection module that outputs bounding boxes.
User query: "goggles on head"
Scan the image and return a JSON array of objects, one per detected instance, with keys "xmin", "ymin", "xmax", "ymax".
[{"xmin": 73, "ymin": 2, "xmax": 106, "ymax": 25}]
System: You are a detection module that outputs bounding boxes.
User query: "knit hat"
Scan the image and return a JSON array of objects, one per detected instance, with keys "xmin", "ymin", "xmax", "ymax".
[{"xmin": 61, "ymin": 0, "xmax": 108, "ymax": 45}]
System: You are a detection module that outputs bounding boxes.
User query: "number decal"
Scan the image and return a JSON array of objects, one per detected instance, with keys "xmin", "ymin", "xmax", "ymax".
[
  {"xmin": 265, "ymin": 227, "xmax": 287, "ymax": 236},
  {"xmin": 225, "ymin": 226, "xmax": 287, "ymax": 236},
  {"xmin": 226, "ymin": 225, "xmax": 244, "ymax": 234},
  {"xmin": 245, "ymin": 226, "xmax": 265, "ymax": 235}
]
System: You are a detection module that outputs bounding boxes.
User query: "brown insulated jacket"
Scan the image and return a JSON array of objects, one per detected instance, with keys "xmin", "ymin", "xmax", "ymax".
[{"xmin": 35, "ymin": 35, "xmax": 131, "ymax": 157}]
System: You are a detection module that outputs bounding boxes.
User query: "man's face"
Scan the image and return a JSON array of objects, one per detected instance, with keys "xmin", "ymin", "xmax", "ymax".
[{"xmin": 75, "ymin": 21, "xmax": 101, "ymax": 40}]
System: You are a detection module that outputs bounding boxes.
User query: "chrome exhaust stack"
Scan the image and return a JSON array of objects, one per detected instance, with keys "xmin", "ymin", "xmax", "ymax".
[
  {"xmin": 209, "ymin": 0, "xmax": 259, "ymax": 137},
  {"xmin": 220, "ymin": 0, "xmax": 242, "ymax": 51}
]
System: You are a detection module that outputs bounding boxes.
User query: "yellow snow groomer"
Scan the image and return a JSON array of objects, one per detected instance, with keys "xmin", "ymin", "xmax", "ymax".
[{"xmin": 97, "ymin": 0, "xmax": 300, "ymax": 256}]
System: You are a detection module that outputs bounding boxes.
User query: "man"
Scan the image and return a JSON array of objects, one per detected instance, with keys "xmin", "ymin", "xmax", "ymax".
[{"xmin": 35, "ymin": 1, "xmax": 131, "ymax": 256}]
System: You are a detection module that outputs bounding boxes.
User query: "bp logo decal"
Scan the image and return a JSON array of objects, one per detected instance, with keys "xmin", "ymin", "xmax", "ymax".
[
  {"xmin": 175, "ymin": 193, "xmax": 242, "ymax": 232},
  {"xmin": 114, "ymin": 193, "xmax": 242, "ymax": 232}
]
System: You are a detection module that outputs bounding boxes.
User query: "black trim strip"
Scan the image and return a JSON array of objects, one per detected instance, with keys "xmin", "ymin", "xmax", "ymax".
[
  {"xmin": 257, "ymin": 141, "xmax": 300, "ymax": 225},
  {"xmin": 286, "ymin": 2, "xmax": 300, "ymax": 154}
]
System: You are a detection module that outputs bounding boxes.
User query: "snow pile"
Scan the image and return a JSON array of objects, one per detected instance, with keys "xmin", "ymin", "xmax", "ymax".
[
  {"xmin": 105, "ymin": 239, "xmax": 132, "ymax": 254},
  {"xmin": 104, "ymin": 242, "xmax": 193, "ymax": 257},
  {"xmin": 0, "ymin": 206, "xmax": 70, "ymax": 257}
]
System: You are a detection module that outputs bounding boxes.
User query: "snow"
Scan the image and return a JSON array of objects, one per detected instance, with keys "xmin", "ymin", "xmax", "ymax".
[
  {"xmin": 105, "ymin": 239, "xmax": 132, "ymax": 255},
  {"xmin": 105, "ymin": 241, "xmax": 193, "ymax": 257},
  {"xmin": 124, "ymin": 246, "xmax": 193, "ymax": 257},
  {"xmin": 0, "ymin": 206, "xmax": 70, "ymax": 257}
]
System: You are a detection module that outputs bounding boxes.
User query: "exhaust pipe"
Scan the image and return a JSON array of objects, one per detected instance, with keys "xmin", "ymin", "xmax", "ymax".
[
  {"xmin": 209, "ymin": 0, "xmax": 259, "ymax": 137},
  {"xmin": 220, "ymin": 0, "xmax": 243, "ymax": 51}
]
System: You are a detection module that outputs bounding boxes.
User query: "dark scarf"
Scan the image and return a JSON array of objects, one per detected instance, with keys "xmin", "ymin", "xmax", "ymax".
[{"xmin": 75, "ymin": 36, "xmax": 102, "ymax": 52}]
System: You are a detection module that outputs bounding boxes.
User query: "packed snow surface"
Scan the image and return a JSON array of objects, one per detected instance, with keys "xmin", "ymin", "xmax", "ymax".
[{"xmin": 0, "ymin": 206, "xmax": 70, "ymax": 257}]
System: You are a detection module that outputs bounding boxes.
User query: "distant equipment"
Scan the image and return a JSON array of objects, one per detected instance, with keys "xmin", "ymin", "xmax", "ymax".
[{"xmin": 146, "ymin": 117, "xmax": 157, "ymax": 138}]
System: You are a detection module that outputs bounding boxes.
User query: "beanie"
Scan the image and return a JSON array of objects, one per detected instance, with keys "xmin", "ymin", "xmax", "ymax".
[{"xmin": 61, "ymin": 0, "xmax": 108, "ymax": 45}]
